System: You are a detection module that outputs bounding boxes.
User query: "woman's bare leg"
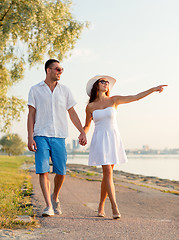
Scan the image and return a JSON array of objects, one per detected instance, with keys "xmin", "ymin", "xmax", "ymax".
[
  {"xmin": 98, "ymin": 165, "xmax": 115, "ymax": 214},
  {"xmin": 99, "ymin": 165, "xmax": 119, "ymax": 215}
]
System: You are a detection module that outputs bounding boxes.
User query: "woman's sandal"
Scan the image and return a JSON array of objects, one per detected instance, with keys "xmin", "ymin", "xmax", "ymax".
[
  {"xmin": 113, "ymin": 212, "xmax": 121, "ymax": 219},
  {"xmin": 97, "ymin": 211, "xmax": 105, "ymax": 217}
]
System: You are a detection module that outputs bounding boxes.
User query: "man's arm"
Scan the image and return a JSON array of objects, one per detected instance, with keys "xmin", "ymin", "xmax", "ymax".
[
  {"xmin": 27, "ymin": 105, "xmax": 37, "ymax": 152},
  {"xmin": 68, "ymin": 107, "xmax": 87, "ymax": 146}
]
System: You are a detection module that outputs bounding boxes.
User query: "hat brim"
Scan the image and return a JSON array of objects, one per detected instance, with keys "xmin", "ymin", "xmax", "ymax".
[{"xmin": 86, "ymin": 75, "xmax": 116, "ymax": 97}]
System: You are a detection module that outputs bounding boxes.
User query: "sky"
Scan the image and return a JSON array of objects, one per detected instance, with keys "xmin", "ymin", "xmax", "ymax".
[{"xmin": 6, "ymin": 0, "xmax": 179, "ymax": 149}]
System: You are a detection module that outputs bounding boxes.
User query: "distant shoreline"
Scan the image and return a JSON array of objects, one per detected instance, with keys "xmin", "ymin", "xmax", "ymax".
[
  {"xmin": 21, "ymin": 152, "xmax": 179, "ymax": 156},
  {"xmin": 67, "ymin": 152, "xmax": 179, "ymax": 155}
]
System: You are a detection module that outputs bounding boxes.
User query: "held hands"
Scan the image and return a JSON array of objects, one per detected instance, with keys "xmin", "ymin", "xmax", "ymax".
[
  {"xmin": 154, "ymin": 85, "xmax": 168, "ymax": 93},
  {"xmin": 78, "ymin": 132, "xmax": 87, "ymax": 146},
  {"xmin": 28, "ymin": 138, "xmax": 37, "ymax": 152}
]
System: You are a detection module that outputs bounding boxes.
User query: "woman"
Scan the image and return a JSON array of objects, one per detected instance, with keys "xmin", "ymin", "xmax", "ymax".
[{"xmin": 83, "ymin": 75, "xmax": 167, "ymax": 219}]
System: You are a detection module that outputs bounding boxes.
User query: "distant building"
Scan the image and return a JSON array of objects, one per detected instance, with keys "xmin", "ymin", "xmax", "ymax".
[
  {"xmin": 66, "ymin": 143, "xmax": 71, "ymax": 151},
  {"xmin": 72, "ymin": 139, "xmax": 80, "ymax": 150},
  {"xmin": 72, "ymin": 140, "xmax": 76, "ymax": 149},
  {"xmin": 143, "ymin": 145, "xmax": 149, "ymax": 151}
]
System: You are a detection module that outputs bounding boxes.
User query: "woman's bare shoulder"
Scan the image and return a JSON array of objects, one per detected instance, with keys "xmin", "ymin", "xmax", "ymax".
[{"xmin": 86, "ymin": 102, "xmax": 98, "ymax": 113}]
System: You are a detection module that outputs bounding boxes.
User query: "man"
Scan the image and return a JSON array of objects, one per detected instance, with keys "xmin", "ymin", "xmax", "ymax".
[{"xmin": 27, "ymin": 59, "xmax": 87, "ymax": 217}]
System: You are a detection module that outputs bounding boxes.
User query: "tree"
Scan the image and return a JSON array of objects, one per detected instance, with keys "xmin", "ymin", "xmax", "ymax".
[
  {"xmin": 0, "ymin": 134, "xmax": 26, "ymax": 156},
  {"xmin": 0, "ymin": 0, "xmax": 86, "ymax": 131}
]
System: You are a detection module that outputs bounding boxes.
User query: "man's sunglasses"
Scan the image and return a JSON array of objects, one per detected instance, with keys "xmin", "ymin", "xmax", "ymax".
[
  {"xmin": 99, "ymin": 80, "xmax": 109, "ymax": 85},
  {"xmin": 50, "ymin": 67, "xmax": 64, "ymax": 73}
]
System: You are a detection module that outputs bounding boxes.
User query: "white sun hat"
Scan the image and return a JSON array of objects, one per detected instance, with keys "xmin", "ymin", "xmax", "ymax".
[{"xmin": 86, "ymin": 75, "xmax": 117, "ymax": 97}]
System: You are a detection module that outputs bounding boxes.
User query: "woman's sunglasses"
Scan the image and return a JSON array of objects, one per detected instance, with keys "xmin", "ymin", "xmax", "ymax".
[{"xmin": 99, "ymin": 80, "xmax": 109, "ymax": 85}]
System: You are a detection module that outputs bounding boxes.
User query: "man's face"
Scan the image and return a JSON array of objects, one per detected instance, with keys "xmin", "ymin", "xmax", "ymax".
[{"xmin": 47, "ymin": 62, "xmax": 64, "ymax": 82}]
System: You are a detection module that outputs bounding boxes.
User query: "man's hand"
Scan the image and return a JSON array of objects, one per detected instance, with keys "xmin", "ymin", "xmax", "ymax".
[
  {"xmin": 28, "ymin": 138, "xmax": 37, "ymax": 152},
  {"xmin": 78, "ymin": 132, "xmax": 87, "ymax": 146}
]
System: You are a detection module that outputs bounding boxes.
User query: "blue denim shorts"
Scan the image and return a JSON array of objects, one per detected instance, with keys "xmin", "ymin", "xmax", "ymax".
[{"xmin": 34, "ymin": 136, "xmax": 67, "ymax": 175}]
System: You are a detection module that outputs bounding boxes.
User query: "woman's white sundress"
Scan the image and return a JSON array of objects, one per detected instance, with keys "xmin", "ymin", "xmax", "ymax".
[{"xmin": 88, "ymin": 107, "xmax": 128, "ymax": 166}]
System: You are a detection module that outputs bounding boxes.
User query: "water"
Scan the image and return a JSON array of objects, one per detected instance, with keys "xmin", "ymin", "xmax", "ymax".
[{"xmin": 67, "ymin": 154, "xmax": 179, "ymax": 181}]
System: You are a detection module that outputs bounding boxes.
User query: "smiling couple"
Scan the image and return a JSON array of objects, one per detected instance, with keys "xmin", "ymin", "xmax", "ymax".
[{"xmin": 27, "ymin": 59, "xmax": 167, "ymax": 219}]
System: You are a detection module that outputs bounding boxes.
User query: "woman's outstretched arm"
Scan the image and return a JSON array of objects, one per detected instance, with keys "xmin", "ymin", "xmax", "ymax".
[{"xmin": 112, "ymin": 85, "xmax": 167, "ymax": 107}]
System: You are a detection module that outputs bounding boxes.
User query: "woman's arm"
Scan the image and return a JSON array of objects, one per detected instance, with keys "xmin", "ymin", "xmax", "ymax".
[
  {"xmin": 68, "ymin": 107, "xmax": 87, "ymax": 146},
  {"xmin": 83, "ymin": 105, "xmax": 93, "ymax": 134},
  {"xmin": 113, "ymin": 85, "xmax": 167, "ymax": 107}
]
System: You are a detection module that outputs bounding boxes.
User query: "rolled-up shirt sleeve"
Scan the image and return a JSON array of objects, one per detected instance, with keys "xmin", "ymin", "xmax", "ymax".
[{"xmin": 28, "ymin": 87, "xmax": 36, "ymax": 109}]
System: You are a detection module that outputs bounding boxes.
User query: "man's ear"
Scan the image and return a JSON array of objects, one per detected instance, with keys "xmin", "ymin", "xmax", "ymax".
[{"xmin": 46, "ymin": 68, "xmax": 51, "ymax": 74}]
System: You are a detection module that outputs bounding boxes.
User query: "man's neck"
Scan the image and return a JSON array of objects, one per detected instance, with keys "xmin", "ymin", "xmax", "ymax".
[{"xmin": 44, "ymin": 78, "xmax": 58, "ymax": 92}]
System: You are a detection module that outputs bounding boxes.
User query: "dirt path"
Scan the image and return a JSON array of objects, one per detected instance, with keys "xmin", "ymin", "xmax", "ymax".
[{"xmin": 1, "ymin": 167, "xmax": 178, "ymax": 240}]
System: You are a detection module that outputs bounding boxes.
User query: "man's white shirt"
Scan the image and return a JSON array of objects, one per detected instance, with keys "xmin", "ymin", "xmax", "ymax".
[{"xmin": 28, "ymin": 81, "xmax": 76, "ymax": 138}]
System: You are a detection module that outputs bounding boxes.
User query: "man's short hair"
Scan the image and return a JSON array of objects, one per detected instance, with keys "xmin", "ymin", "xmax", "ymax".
[{"xmin": 45, "ymin": 59, "xmax": 60, "ymax": 73}]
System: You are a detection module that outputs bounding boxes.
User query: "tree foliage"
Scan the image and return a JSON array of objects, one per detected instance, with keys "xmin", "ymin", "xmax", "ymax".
[
  {"xmin": 0, "ymin": 0, "xmax": 86, "ymax": 131},
  {"xmin": 0, "ymin": 134, "xmax": 26, "ymax": 156}
]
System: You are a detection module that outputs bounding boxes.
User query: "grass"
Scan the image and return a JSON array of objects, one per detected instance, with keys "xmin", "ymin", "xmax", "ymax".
[
  {"xmin": 0, "ymin": 155, "xmax": 37, "ymax": 229},
  {"xmin": 68, "ymin": 170, "xmax": 98, "ymax": 177},
  {"xmin": 86, "ymin": 172, "xmax": 96, "ymax": 176}
]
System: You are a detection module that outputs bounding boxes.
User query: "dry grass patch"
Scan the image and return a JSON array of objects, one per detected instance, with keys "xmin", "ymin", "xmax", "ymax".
[{"xmin": 0, "ymin": 155, "xmax": 37, "ymax": 229}]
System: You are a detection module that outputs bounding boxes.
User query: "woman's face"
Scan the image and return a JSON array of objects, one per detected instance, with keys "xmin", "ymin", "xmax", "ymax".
[{"xmin": 98, "ymin": 78, "xmax": 109, "ymax": 93}]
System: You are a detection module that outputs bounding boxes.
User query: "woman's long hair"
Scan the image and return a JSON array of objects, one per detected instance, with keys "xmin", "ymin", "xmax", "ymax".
[{"xmin": 89, "ymin": 79, "xmax": 110, "ymax": 103}]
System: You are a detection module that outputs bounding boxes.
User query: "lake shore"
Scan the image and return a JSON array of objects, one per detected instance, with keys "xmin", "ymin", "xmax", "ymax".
[
  {"xmin": 66, "ymin": 163, "xmax": 179, "ymax": 195},
  {"xmin": 21, "ymin": 162, "xmax": 179, "ymax": 195}
]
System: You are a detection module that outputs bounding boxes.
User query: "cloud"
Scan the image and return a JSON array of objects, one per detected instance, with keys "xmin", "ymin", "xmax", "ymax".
[
  {"xmin": 64, "ymin": 47, "xmax": 99, "ymax": 63},
  {"xmin": 71, "ymin": 48, "xmax": 92, "ymax": 57}
]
